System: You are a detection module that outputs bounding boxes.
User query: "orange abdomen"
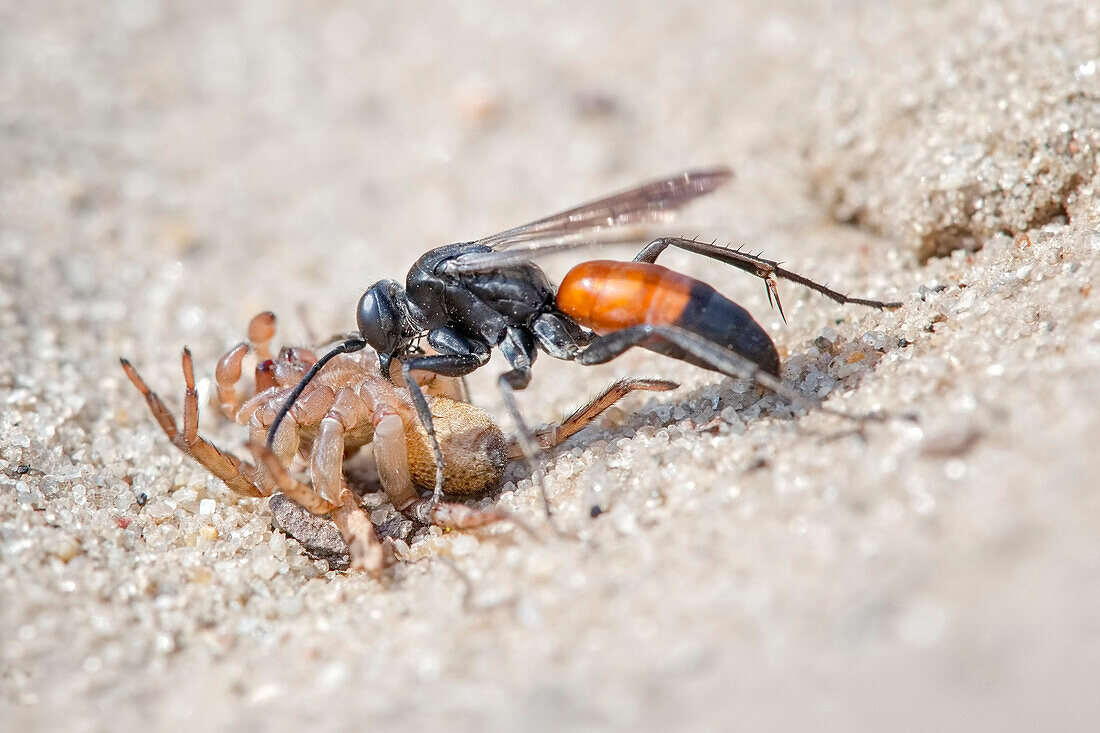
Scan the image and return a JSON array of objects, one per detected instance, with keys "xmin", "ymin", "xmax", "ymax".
[{"xmin": 556, "ymin": 260, "xmax": 694, "ymax": 333}]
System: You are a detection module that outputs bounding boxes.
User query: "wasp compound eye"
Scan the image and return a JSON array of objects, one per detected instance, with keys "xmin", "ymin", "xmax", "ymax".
[{"xmin": 357, "ymin": 280, "xmax": 403, "ymax": 354}]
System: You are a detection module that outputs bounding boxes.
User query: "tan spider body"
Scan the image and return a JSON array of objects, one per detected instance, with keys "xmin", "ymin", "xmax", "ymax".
[{"xmin": 122, "ymin": 312, "xmax": 675, "ymax": 575}]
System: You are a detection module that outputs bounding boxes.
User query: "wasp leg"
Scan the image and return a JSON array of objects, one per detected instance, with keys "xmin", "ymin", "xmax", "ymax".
[
  {"xmin": 635, "ymin": 237, "xmax": 903, "ymax": 311},
  {"xmin": 496, "ymin": 327, "xmax": 538, "ymax": 454},
  {"xmin": 513, "ymin": 377, "xmax": 679, "ymax": 459},
  {"xmin": 530, "ymin": 311, "xmax": 591, "ymax": 359},
  {"xmin": 390, "ymin": 354, "xmax": 469, "ymax": 402},
  {"xmin": 403, "ymin": 498, "xmax": 539, "ymax": 540},
  {"xmin": 120, "ymin": 354, "xmax": 267, "ymax": 498},
  {"xmin": 498, "ymin": 377, "xmax": 679, "ymax": 523},
  {"xmin": 575, "ymin": 324, "xmax": 819, "ymax": 413},
  {"xmin": 400, "ymin": 352, "xmax": 488, "ymax": 505},
  {"xmin": 494, "ymin": 326, "xmax": 568, "ymax": 525}
]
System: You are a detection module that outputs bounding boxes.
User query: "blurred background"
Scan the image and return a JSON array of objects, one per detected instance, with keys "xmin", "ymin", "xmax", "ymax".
[{"xmin": 4, "ymin": 0, "xmax": 905, "ymax": 356}]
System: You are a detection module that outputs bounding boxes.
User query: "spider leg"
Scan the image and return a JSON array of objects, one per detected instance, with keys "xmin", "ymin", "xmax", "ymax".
[
  {"xmin": 213, "ymin": 312, "xmax": 280, "ymax": 421},
  {"xmin": 120, "ymin": 354, "xmax": 266, "ymax": 498},
  {"xmin": 309, "ymin": 387, "xmax": 365, "ymax": 506},
  {"xmin": 249, "ymin": 382, "xmax": 340, "ymax": 496},
  {"xmin": 248, "ymin": 443, "xmax": 336, "ymax": 514},
  {"xmin": 372, "ymin": 413, "xmax": 420, "ymax": 512},
  {"xmin": 249, "ymin": 443, "xmax": 383, "ymax": 575},
  {"xmin": 215, "ymin": 342, "xmax": 250, "ymax": 420},
  {"xmin": 332, "ymin": 501, "xmax": 384, "ymax": 576},
  {"xmin": 420, "ymin": 372, "xmax": 469, "ymax": 402},
  {"xmin": 278, "ymin": 382, "xmax": 390, "ymax": 575},
  {"xmin": 247, "ymin": 310, "xmax": 276, "ymax": 361}
]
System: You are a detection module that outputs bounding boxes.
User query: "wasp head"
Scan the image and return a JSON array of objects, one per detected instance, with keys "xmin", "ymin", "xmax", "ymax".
[{"xmin": 357, "ymin": 280, "xmax": 416, "ymax": 371}]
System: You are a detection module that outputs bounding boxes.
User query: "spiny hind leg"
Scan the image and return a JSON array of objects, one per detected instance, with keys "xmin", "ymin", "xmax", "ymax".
[
  {"xmin": 574, "ymin": 325, "xmax": 878, "ymax": 422},
  {"xmin": 120, "ymin": 353, "xmax": 266, "ymax": 498},
  {"xmin": 636, "ymin": 237, "xmax": 903, "ymax": 318},
  {"xmin": 577, "ymin": 325, "xmax": 806, "ymax": 405},
  {"xmin": 635, "ymin": 237, "xmax": 790, "ymax": 318}
]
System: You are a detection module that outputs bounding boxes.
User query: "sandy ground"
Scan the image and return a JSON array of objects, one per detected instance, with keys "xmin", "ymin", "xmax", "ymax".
[{"xmin": 3, "ymin": 1, "xmax": 1100, "ymax": 730}]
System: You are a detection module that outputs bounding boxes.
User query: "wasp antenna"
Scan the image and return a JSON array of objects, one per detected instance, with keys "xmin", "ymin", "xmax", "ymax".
[{"xmin": 265, "ymin": 337, "xmax": 368, "ymax": 448}]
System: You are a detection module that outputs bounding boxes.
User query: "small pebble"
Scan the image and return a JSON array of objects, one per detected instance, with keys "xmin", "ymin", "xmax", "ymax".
[
  {"xmin": 52, "ymin": 535, "xmax": 81, "ymax": 563},
  {"xmin": 268, "ymin": 494, "xmax": 350, "ymax": 571}
]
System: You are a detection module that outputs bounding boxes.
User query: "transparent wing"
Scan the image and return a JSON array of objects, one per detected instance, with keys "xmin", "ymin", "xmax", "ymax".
[
  {"xmin": 441, "ymin": 167, "xmax": 732, "ymax": 275},
  {"xmin": 478, "ymin": 167, "xmax": 732, "ymax": 249}
]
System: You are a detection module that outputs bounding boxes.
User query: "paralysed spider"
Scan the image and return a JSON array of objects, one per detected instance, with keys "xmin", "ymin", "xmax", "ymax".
[{"xmin": 121, "ymin": 312, "xmax": 674, "ymax": 574}]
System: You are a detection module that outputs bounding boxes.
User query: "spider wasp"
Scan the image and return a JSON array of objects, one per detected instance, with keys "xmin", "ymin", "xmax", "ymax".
[{"xmin": 268, "ymin": 167, "xmax": 901, "ymax": 504}]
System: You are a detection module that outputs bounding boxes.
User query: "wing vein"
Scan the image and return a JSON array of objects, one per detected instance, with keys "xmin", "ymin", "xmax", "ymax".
[{"xmin": 441, "ymin": 167, "xmax": 732, "ymax": 275}]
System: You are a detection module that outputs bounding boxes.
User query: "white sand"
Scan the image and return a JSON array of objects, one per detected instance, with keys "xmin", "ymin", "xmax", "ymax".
[{"xmin": 2, "ymin": 1, "xmax": 1099, "ymax": 730}]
